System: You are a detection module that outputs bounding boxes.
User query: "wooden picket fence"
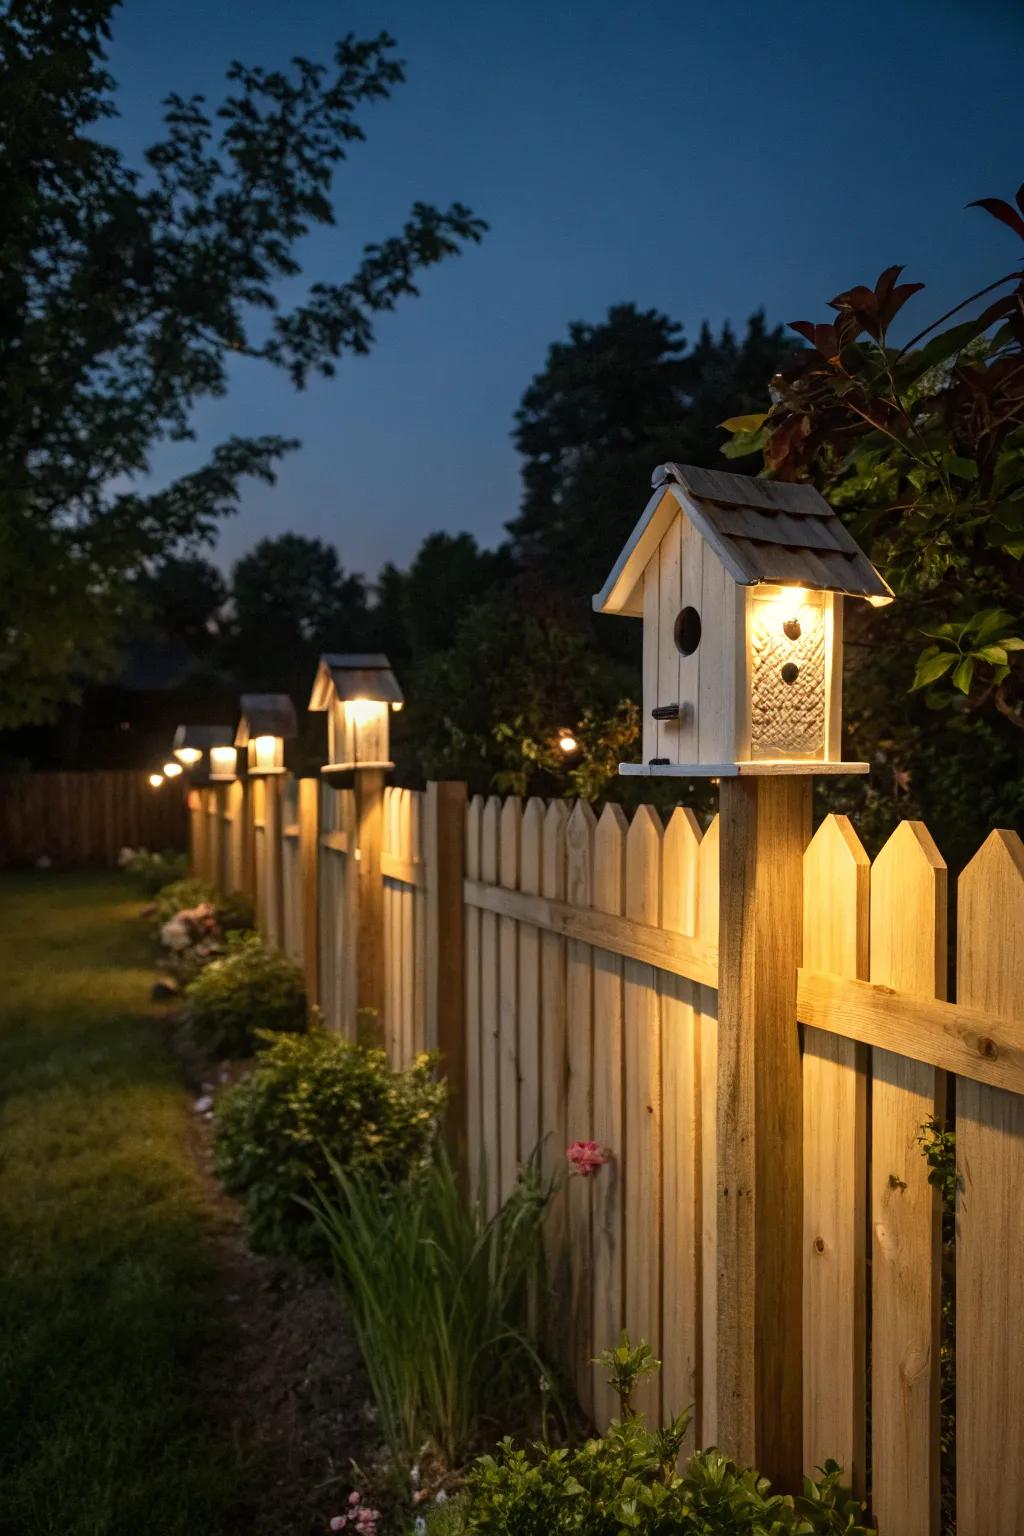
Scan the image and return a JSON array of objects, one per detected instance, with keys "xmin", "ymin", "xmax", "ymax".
[
  {"xmin": 0, "ymin": 769, "xmax": 187, "ymax": 867},
  {"xmin": 188, "ymin": 777, "xmax": 1024, "ymax": 1534}
]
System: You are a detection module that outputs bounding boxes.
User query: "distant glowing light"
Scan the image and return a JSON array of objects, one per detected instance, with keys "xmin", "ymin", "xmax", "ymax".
[
  {"xmin": 148, "ymin": 773, "xmax": 164, "ymax": 788},
  {"xmin": 174, "ymin": 746, "xmax": 202, "ymax": 766},
  {"xmin": 559, "ymin": 733, "xmax": 578, "ymax": 754},
  {"xmin": 162, "ymin": 761, "xmax": 183, "ymax": 778}
]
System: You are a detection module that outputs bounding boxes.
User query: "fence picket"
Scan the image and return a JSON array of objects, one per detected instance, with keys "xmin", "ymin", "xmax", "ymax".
[
  {"xmin": 465, "ymin": 796, "xmax": 484, "ymax": 1201},
  {"xmin": 480, "ymin": 796, "xmax": 502, "ymax": 1212},
  {"xmin": 591, "ymin": 802, "xmax": 628, "ymax": 1425},
  {"xmin": 566, "ymin": 800, "xmax": 596, "ymax": 1413},
  {"xmin": 870, "ymin": 820, "xmax": 947, "ymax": 1536},
  {"xmin": 540, "ymin": 801, "xmax": 570, "ymax": 1321},
  {"xmin": 518, "ymin": 799, "xmax": 545, "ymax": 1165},
  {"xmin": 400, "ymin": 789, "xmax": 415, "ymax": 1065},
  {"xmin": 801, "ymin": 815, "xmax": 869, "ymax": 1493},
  {"xmin": 623, "ymin": 804, "xmax": 663, "ymax": 1420},
  {"xmin": 956, "ymin": 829, "xmax": 1024, "ymax": 1535},
  {"xmin": 697, "ymin": 813, "xmax": 719, "ymax": 1447},
  {"xmin": 499, "ymin": 799, "xmax": 523, "ymax": 1203},
  {"xmin": 660, "ymin": 805, "xmax": 702, "ymax": 1446}
]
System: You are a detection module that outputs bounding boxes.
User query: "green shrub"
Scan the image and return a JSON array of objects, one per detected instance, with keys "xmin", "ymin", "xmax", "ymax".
[
  {"xmin": 214, "ymin": 1031, "xmax": 445, "ymax": 1261},
  {"xmin": 152, "ymin": 878, "xmax": 253, "ymax": 935},
  {"xmin": 119, "ymin": 846, "xmax": 188, "ymax": 894},
  {"xmin": 426, "ymin": 1340, "xmax": 872, "ymax": 1534},
  {"xmin": 310, "ymin": 1147, "xmax": 551, "ymax": 1467},
  {"xmin": 185, "ymin": 932, "xmax": 307, "ymax": 1056}
]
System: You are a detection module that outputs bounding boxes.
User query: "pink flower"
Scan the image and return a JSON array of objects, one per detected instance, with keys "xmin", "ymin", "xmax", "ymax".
[{"xmin": 566, "ymin": 1140, "xmax": 610, "ymax": 1177}]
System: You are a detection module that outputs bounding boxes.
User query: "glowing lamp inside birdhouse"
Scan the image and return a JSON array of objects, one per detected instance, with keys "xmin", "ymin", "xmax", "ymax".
[
  {"xmin": 234, "ymin": 695, "xmax": 296, "ymax": 777},
  {"xmin": 162, "ymin": 761, "xmax": 183, "ymax": 779},
  {"xmin": 174, "ymin": 746, "xmax": 202, "ymax": 767},
  {"xmin": 148, "ymin": 772, "xmax": 164, "ymax": 788},
  {"xmin": 309, "ymin": 654, "xmax": 404, "ymax": 779},
  {"xmin": 209, "ymin": 745, "xmax": 238, "ymax": 782},
  {"xmin": 172, "ymin": 723, "xmax": 234, "ymax": 781},
  {"xmin": 593, "ymin": 463, "xmax": 893, "ymax": 779}
]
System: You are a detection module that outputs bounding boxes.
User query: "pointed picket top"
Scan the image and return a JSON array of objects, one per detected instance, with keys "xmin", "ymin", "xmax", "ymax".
[
  {"xmin": 594, "ymin": 803, "xmax": 628, "ymax": 917},
  {"xmin": 958, "ymin": 828, "xmax": 1024, "ymax": 1014},
  {"xmin": 543, "ymin": 798, "xmax": 570, "ymax": 902},
  {"xmin": 567, "ymin": 799, "xmax": 597, "ymax": 909},
  {"xmin": 465, "ymin": 794, "xmax": 484, "ymax": 881},
  {"xmin": 626, "ymin": 803, "xmax": 662, "ymax": 925},
  {"xmin": 500, "ymin": 796, "xmax": 522, "ymax": 889},
  {"xmin": 481, "ymin": 794, "xmax": 502, "ymax": 885},
  {"xmin": 870, "ymin": 820, "xmax": 948, "ymax": 998},
  {"xmin": 663, "ymin": 806, "xmax": 702, "ymax": 936},
  {"xmin": 697, "ymin": 813, "xmax": 720, "ymax": 947},
  {"xmin": 803, "ymin": 814, "xmax": 870, "ymax": 979},
  {"xmin": 521, "ymin": 797, "xmax": 546, "ymax": 897}
]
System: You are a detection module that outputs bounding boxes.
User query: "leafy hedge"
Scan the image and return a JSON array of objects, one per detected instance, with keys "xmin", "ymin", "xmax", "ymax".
[
  {"xmin": 214, "ymin": 1031, "xmax": 446, "ymax": 1262},
  {"xmin": 185, "ymin": 932, "xmax": 306, "ymax": 1056},
  {"xmin": 152, "ymin": 878, "xmax": 253, "ymax": 935}
]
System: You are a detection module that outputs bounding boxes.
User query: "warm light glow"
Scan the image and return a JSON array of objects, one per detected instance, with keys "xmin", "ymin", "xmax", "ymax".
[
  {"xmin": 391, "ymin": 700, "xmax": 404, "ymax": 712},
  {"xmin": 148, "ymin": 773, "xmax": 164, "ymax": 788},
  {"xmin": 210, "ymin": 745, "xmax": 237, "ymax": 779},
  {"xmin": 778, "ymin": 585, "xmax": 804, "ymax": 611},
  {"xmin": 345, "ymin": 698, "xmax": 382, "ymax": 727},
  {"xmin": 162, "ymin": 761, "xmax": 183, "ymax": 778},
  {"xmin": 868, "ymin": 593, "xmax": 894, "ymax": 608},
  {"xmin": 559, "ymin": 733, "xmax": 578, "ymax": 754},
  {"xmin": 174, "ymin": 746, "xmax": 202, "ymax": 766},
  {"xmin": 253, "ymin": 734, "xmax": 277, "ymax": 754},
  {"xmin": 250, "ymin": 734, "xmax": 281, "ymax": 773}
]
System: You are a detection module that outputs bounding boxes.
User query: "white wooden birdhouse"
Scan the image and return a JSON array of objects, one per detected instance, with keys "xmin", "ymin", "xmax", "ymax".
[
  {"xmin": 594, "ymin": 464, "xmax": 892, "ymax": 777},
  {"xmin": 308, "ymin": 654, "xmax": 404, "ymax": 778},
  {"xmin": 234, "ymin": 694, "xmax": 297, "ymax": 776},
  {"xmin": 172, "ymin": 724, "xmax": 234, "ymax": 782}
]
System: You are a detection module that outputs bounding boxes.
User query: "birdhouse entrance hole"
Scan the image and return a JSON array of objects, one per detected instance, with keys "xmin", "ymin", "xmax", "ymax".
[{"xmin": 673, "ymin": 606, "xmax": 702, "ymax": 657}]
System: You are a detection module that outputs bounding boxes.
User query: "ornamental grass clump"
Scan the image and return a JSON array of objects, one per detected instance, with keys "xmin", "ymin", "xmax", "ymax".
[
  {"xmin": 185, "ymin": 931, "xmax": 306, "ymax": 1057},
  {"xmin": 309, "ymin": 1147, "xmax": 552, "ymax": 1470},
  {"xmin": 425, "ymin": 1336, "xmax": 872, "ymax": 1535},
  {"xmin": 214, "ymin": 1032, "xmax": 445, "ymax": 1262}
]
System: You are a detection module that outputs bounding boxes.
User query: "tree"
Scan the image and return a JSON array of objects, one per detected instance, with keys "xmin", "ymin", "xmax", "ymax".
[
  {"xmin": 0, "ymin": 1, "xmax": 485, "ymax": 728},
  {"xmin": 374, "ymin": 532, "xmax": 508, "ymax": 664},
  {"xmin": 225, "ymin": 534, "xmax": 369, "ymax": 694},
  {"xmin": 134, "ymin": 555, "xmax": 227, "ymax": 660},
  {"xmin": 508, "ymin": 304, "xmax": 799, "ymax": 609}
]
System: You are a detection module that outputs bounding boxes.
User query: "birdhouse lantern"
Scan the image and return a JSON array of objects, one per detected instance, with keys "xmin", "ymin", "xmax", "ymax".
[
  {"xmin": 234, "ymin": 694, "xmax": 296, "ymax": 777},
  {"xmin": 594, "ymin": 464, "xmax": 892, "ymax": 778},
  {"xmin": 172, "ymin": 724, "xmax": 235, "ymax": 783},
  {"xmin": 308, "ymin": 654, "xmax": 403, "ymax": 782}
]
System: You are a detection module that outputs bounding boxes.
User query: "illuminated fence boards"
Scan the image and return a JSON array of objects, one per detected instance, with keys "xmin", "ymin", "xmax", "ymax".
[{"xmin": 189, "ymin": 775, "xmax": 1024, "ymax": 1532}]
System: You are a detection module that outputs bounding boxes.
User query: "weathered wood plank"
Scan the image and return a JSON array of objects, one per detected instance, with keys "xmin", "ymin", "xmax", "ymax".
[
  {"xmin": 566, "ymin": 800, "xmax": 596, "ymax": 1414},
  {"xmin": 499, "ymin": 797, "xmax": 522, "ymax": 1204},
  {"xmin": 956, "ymin": 829, "xmax": 1024, "ymax": 1536},
  {"xmin": 801, "ymin": 815, "xmax": 868, "ymax": 1494},
  {"xmin": 540, "ymin": 801, "xmax": 570, "ymax": 1341},
  {"xmin": 869, "ymin": 821, "xmax": 946, "ymax": 1536},
  {"xmin": 464, "ymin": 796, "xmax": 483, "ymax": 1200},
  {"xmin": 480, "ymin": 796, "xmax": 502, "ymax": 1212},
  {"xmin": 518, "ymin": 799, "xmax": 545, "ymax": 1166},
  {"xmin": 698, "ymin": 813, "xmax": 719, "ymax": 1449}
]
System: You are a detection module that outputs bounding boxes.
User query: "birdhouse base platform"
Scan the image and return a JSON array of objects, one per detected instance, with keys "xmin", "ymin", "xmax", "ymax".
[{"xmin": 619, "ymin": 760, "xmax": 870, "ymax": 778}]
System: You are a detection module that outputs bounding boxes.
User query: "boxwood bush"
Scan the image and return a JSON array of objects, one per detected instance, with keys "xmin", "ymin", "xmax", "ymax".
[
  {"xmin": 184, "ymin": 932, "xmax": 307, "ymax": 1056},
  {"xmin": 214, "ymin": 1031, "xmax": 446, "ymax": 1262}
]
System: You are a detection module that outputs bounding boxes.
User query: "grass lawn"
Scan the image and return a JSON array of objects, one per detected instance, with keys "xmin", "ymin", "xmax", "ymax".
[{"xmin": 0, "ymin": 871, "xmax": 244, "ymax": 1535}]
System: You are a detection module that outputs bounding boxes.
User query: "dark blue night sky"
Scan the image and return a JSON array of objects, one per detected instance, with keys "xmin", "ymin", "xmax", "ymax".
[{"xmin": 106, "ymin": 0, "xmax": 1023, "ymax": 578}]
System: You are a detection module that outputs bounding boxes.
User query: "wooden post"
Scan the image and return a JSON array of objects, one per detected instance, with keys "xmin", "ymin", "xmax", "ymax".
[
  {"xmin": 716, "ymin": 774, "xmax": 810, "ymax": 1490},
  {"xmin": 263, "ymin": 774, "xmax": 285, "ymax": 946},
  {"xmin": 355, "ymin": 767, "xmax": 385, "ymax": 1026},
  {"xmin": 425, "ymin": 781, "xmax": 467, "ymax": 1158},
  {"xmin": 240, "ymin": 777, "xmax": 255, "ymax": 902},
  {"xmin": 298, "ymin": 777, "xmax": 320, "ymax": 1008}
]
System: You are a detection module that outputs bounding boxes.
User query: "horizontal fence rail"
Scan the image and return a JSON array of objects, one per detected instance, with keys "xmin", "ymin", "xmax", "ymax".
[{"xmin": 185, "ymin": 777, "xmax": 1024, "ymax": 1534}]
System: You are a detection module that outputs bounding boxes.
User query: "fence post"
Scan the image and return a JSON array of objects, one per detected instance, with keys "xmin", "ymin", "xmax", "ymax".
[
  {"xmin": 263, "ymin": 774, "xmax": 285, "ymax": 946},
  {"xmin": 298, "ymin": 776, "xmax": 320, "ymax": 1008},
  {"xmin": 716, "ymin": 774, "xmax": 810, "ymax": 1492},
  {"xmin": 425, "ymin": 781, "xmax": 467, "ymax": 1157},
  {"xmin": 355, "ymin": 767, "xmax": 386, "ymax": 1025}
]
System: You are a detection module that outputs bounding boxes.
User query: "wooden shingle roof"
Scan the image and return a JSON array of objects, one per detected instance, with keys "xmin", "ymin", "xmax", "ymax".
[
  {"xmin": 234, "ymin": 694, "xmax": 297, "ymax": 745},
  {"xmin": 308, "ymin": 654, "xmax": 404, "ymax": 710},
  {"xmin": 594, "ymin": 463, "xmax": 892, "ymax": 616}
]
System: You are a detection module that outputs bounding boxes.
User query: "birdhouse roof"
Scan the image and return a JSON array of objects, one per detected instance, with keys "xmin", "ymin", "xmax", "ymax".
[
  {"xmin": 173, "ymin": 723, "xmax": 234, "ymax": 751},
  {"xmin": 234, "ymin": 694, "xmax": 297, "ymax": 745},
  {"xmin": 308, "ymin": 654, "xmax": 404, "ymax": 710},
  {"xmin": 594, "ymin": 462, "xmax": 893, "ymax": 616}
]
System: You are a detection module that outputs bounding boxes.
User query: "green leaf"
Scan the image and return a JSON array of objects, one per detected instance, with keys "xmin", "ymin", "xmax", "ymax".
[
  {"xmin": 942, "ymin": 452, "xmax": 979, "ymax": 481},
  {"xmin": 974, "ymin": 645, "xmax": 1009, "ymax": 666},
  {"xmin": 952, "ymin": 656, "xmax": 975, "ymax": 694},
  {"xmin": 912, "ymin": 651, "xmax": 957, "ymax": 690},
  {"xmin": 720, "ymin": 412, "xmax": 768, "ymax": 434}
]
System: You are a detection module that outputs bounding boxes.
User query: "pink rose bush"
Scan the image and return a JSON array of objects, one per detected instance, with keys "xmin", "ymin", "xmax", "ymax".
[
  {"xmin": 329, "ymin": 1490, "xmax": 381, "ymax": 1533},
  {"xmin": 160, "ymin": 902, "xmax": 223, "ymax": 973},
  {"xmin": 566, "ymin": 1140, "xmax": 610, "ymax": 1177}
]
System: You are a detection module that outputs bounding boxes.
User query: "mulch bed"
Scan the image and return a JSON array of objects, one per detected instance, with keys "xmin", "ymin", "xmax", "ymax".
[{"xmin": 168, "ymin": 1008, "xmax": 381, "ymax": 1536}]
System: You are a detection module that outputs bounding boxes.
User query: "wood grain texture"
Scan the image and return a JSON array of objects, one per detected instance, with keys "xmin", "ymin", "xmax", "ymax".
[
  {"xmin": 591, "ymin": 802, "xmax": 627, "ymax": 1425},
  {"xmin": 642, "ymin": 560, "xmax": 660, "ymax": 762},
  {"xmin": 540, "ymin": 801, "xmax": 570, "ymax": 1334},
  {"xmin": 657, "ymin": 515, "xmax": 682, "ymax": 760},
  {"xmin": 956, "ymin": 830, "xmax": 1024, "ymax": 1536},
  {"xmin": 426, "ymin": 783, "xmax": 467, "ymax": 1158},
  {"xmin": 698, "ymin": 814, "xmax": 720, "ymax": 1448},
  {"xmin": 479, "ymin": 795, "xmax": 502, "ymax": 1213},
  {"xmin": 518, "ymin": 799, "xmax": 545, "ymax": 1166},
  {"xmin": 716, "ymin": 776, "xmax": 809, "ymax": 1489},
  {"xmin": 499, "ymin": 797, "xmax": 522, "ymax": 1203},
  {"xmin": 869, "ymin": 820, "xmax": 946, "ymax": 1536},
  {"xmin": 566, "ymin": 800, "xmax": 596, "ymax": 1413},
  {"xmin": 464, "ymin": 796, "xmax": 483, "ymax": 1200},
  {"xmin": 623, "ymin": 804, "xmax": 663, "ymax": 1420},
  {"xmin": 660, "ymin": 806, "xmax": 702, "ymax": 1447},
  {"xmin": 801, "ymin": 815, "xmax": 868, "ymax": 1494}
]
